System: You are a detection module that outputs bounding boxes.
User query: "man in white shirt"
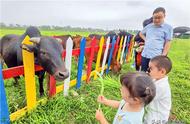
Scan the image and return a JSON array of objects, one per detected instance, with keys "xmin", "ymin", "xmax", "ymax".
[{"xmin": 144, "ymin": 55, "xmax": 172, "ymax": 124}]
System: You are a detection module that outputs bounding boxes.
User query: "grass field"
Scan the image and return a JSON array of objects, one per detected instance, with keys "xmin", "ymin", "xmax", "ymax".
[
  {"xmin": 0, "ymin": 28, "xmax": 105, "ymax": 37},
  {"xmin": 1, "ymin": 28, "xmax": 190, "ymax": 124}
]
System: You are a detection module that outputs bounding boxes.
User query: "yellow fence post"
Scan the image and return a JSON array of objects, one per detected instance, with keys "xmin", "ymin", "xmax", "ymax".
[
  {"xmin": 22, "ymin": 36, "xmax": 36, "ymax": 110},
  {"xmin": 94, "ymin": 36, "xmax": 104, "ymax": 80},
  {"xmin": 116, "ymin": 36, "xmax": 124, "ymax": 62}
]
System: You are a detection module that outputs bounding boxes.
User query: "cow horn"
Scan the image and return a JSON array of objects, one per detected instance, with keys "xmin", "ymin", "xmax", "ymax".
[{"xmin": 30, "ymin": 37, "xmax": 41, "ymax": 44}]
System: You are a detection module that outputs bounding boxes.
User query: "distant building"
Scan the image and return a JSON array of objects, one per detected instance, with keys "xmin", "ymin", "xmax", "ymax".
[{"xmin": 173, "ymin": 26, "xmax": 190, "ymax": 39}]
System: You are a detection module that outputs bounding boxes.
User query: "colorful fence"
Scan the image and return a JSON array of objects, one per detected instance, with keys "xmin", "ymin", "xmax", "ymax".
[{"xmin": 0, "ymin": 35, "xmax": 134, "ymax": 123}]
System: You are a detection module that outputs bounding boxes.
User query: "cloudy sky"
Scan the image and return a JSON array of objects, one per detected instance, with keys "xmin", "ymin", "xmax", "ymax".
[{"xmin": 0, "ymin": 0, "xmax": 190, "ymax": 30}]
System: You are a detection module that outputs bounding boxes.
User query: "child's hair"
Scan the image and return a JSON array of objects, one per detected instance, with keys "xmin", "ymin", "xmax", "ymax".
[
  {"xmin": 150, "ymin": 55, "xmax": 172, "ymax": 74},
  {"xmin": 120, "ymin": 72, "xmax": 156, "ymax": 106},
  {"xmin": 153, "ymin": 7, "xmax": 165, "ymax": 14}
]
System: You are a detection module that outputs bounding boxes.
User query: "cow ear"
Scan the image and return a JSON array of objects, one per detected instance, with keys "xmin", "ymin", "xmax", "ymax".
[{"xmin": 20, "ymin": 44, "xmax": 37, "ymax": 53}]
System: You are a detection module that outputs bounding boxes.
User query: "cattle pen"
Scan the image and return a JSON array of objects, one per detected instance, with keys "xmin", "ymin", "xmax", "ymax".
[{"xmin": 0, "ymin": 34, "xmax": 134, "ymax": 123}]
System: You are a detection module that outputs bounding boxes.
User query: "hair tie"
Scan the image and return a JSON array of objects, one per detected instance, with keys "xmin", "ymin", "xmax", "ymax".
[{"xmin": 145, "ymin": 87, "xmax": 152, "ymax": 96}]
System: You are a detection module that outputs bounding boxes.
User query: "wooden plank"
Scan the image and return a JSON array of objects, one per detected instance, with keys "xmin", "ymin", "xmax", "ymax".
[
  {"xmin": 126, "ymin": 37, "xmax": 134, "ymax": 62},
  {"xmin": 76, "ymin": 37, "xmax": 86, "ymax": 88},
  {"xmin": 62, "ymin": 44, "xmax": 111, "ymax": 57},
  {"xmin": 64, "ymin": 37, "xmax": 73, "ymax": 96},
  {"xmin": 10, "ymin": 98, "xmax": 48, "ymax": 121},
  {"xmin": 106, "ymin": 36, "xmax": 116, "ymax": 74},
  {"xmin": 117, "ymin": 36, "xmax": 124, "ymax": 62},
  {"xmin": 94, "ymin": 36, "xmax": 104, "ymax": 79},
  {"xmin": 2, "ymin": 65, "xmax": 43, "ymax": 79},
  {"xmin": 22, "ymin": 36, "xmax": 36, "ymax": 110},
  {"xmin": 49, "ymin": 76, "xmax": 56, "ymax": 97},
  {"xmin": 101, "ymin": 37, "xmax": 110, "ymax": 76},
  {"xmin": 86, "ymin": 37, "xmax": 96, "ymax": 83},
  {"xmin": 0, "ymin": 64, "xmax": 10, "ymax": 124},
  {"xmin": 123, "ymin": 35, "xmax": 131, "ymax": 63},
  {"xmin": 120, "ymin": 36, "xmax": 127, "ymax": 64},
  {"xmin": 112, "ymin": 36, "xmax": 120, "ymax": 60}
]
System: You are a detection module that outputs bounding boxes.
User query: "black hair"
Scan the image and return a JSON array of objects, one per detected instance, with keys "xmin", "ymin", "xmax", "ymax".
[
  {"xmin": 153, "ymin": 7, "xmax": 166, "ymax": 14},
  {"xmin": 120, "ymin": 72, "xmax": 156, "ymax": 106},
  {"xmin": 150, "ymin": 55, "xmax": 172, "ymax": 74}
]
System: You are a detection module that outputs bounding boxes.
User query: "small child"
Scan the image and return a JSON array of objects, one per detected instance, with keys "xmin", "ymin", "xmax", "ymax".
[
  {"xmin": 144, "ymin": 55, "xmax": 172, "ymax": 124},
  {"xmin": 96, "ymin": 72, "xmax": 156, "ymax": 124}
]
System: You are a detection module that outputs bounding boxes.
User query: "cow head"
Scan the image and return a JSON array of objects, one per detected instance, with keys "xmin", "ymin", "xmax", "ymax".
[
  {"xmin": 21, "ymin": 36, "xmax": 69, "ymax": 81},
  {"xmin": 111, "ymin": 61, "xmax": 122, "ymax": 74},
  {"xmin": 72, "ymin": 35, "xmax": 82, "ymax": 49}
]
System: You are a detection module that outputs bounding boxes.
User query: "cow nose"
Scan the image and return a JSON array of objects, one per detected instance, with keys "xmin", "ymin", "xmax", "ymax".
[{"xmin": 58, "ymin": 71, "xmax": 69, "ymax": 79}]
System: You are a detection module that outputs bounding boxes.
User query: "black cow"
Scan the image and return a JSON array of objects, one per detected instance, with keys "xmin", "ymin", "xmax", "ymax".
[
  {"xmin": 0, "ymin": 26, "xmax": 69, "ymax": 96},
  {"xmin": 88, "ymin": 34, "xmax": 102, "ymax": 40},
  {"xmin": 118, "ymin": 30, "xmax": 133, "ymax": 39},
  {"xmin": 88, "ymin": 31, "xmax": 117, "ymax": 41},
  {"xmin": 105, "ymin": 31, "xmax": 117, "ymax": 40}
]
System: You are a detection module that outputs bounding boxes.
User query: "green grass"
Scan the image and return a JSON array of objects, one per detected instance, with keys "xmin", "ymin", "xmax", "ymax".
[
  {"xmin": 0, "ymin": 28, "xmax": 105, "ymax": 37},
  {"xmin": 167, "ymin": 38, "xmax": 190, "ymax": 123},
  {"xmin": 1, "ymin": 28, "xmax": 190, "ymax": 123},
  {"xmin": 9, "ymin": 64, "xmax": 133, "ymax": 124}
]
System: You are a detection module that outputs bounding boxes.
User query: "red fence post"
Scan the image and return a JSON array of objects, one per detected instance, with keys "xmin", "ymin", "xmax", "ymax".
[
  {"xmin": 113, "ymin": 36, "xmax": 120, "ymax": 60},
  {"xmin": 86, "ymin": 37, "xmax": 96, "ymax": 83},
  {"xmin": 48, "ymin": 76, "xmax": 56, "ymax": 97}
]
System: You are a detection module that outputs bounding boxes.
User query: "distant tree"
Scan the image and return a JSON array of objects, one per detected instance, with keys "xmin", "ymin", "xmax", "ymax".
[
  {"xmin": 15, "ymin": 24, "xmax": 21, "ymax": 28},
  {"xmin": 0, "ymin": 22, "xmax": 6, "ymax": 28},
  {"xmin": 9, "ymin": 24, "xmax": 15, "ymax": 28}
]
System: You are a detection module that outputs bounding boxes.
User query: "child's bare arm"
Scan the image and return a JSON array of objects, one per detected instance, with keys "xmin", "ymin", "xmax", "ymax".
[
  {"xmin": 97, "ymin": 95, "xmax": 120, "ymax": 109},
  {"xmin": 162, "ymin": 41, "xmax": 171, "ymax": 56},
  {"xmin": 139, "ymin": 32, "xmax": 146, "ymax": 41},
  {"xmin": 96, "ymin": 109, "xmax": 109, "ymax": 124}
]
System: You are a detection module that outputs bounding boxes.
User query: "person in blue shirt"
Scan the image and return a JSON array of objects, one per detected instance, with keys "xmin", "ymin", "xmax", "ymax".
[
  {"xmin": 95, "ymin": 72, "xmax": 156, "ymax": 124},
  {"xmin": 139, "ymin": 7, "xmax": 173, "ymax": 72},
  {"xmin": 134, "ymin": 17, "xmax": 153, "ymax": 71}
]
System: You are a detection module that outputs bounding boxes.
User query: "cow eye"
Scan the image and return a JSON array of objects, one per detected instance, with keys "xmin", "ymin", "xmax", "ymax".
[{"xmin": 40, "ymin": 50, "xmax": 47, "ymax": 55}]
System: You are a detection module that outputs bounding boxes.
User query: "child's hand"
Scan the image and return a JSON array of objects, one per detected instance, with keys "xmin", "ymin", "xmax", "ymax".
[
  {"xmin": 95, "ymin": 109, "xmax": 105, "ymax": 121},
  {"xmin": 97, "ymin": 95, "xmax": 107, "ymax": 104}
]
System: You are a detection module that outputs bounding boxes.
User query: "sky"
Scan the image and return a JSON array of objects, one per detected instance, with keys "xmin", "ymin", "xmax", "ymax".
[{"xmin": 0, "ymin": 0, "xmax": 190, "ymax": 30}]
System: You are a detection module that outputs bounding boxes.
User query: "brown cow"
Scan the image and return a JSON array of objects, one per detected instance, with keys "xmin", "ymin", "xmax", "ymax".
[
  {"xmin": 53, "ymin": 35, "xmax": 72, "ymax": 49},
  {"xmin": 53, "ymin": 34, "xmax": 121, "ymax": 73}
]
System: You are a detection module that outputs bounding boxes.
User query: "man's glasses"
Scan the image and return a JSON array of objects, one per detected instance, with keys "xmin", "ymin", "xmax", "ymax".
[{"xmin": 153, "ymin": 16, "xmax": 164, "ymax": 20}]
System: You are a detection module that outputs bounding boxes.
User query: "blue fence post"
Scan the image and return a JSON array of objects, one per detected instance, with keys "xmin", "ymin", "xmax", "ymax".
[
  {"xmin": 76, "ymin": 38, "xmax": 86, "ymax": 89},
  {"xmin": 0, "ymin": 64, "xmax": 10, "ymax": 124},
  {"xmin": 106, "ymin": 36, "xmax": 116, "ymax": 74}
]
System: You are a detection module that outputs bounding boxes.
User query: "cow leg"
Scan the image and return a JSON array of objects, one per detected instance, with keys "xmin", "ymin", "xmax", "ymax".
[
  {"xmin": 0, "ymin": 55, "xmax": 4, "ymax": 67},
  {"xmin": 74, "ymin": 56, "xmax": 78, "ymax": 62},
  {"xmin": 46, "ymin": 73, "xmax": 50, "ymax": 91},
  {"xmin": 37, "ymin": 71, "xmax": 45, "ymax": 96}
]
